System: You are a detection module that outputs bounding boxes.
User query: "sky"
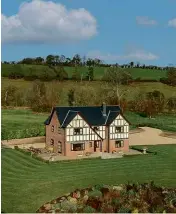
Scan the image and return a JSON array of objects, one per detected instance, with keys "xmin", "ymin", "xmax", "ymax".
[{"xmin": 1, "ymin": 0, "xmax": 176, "ymax": 66}]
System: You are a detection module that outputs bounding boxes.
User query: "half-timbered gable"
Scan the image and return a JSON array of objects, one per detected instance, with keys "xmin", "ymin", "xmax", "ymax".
[
  {"xmin": 92, "ymin": 126, "xmax": 105, "ymax": 139},
  {"xmin": 66, "ymin": 114, "xmax": 102, "ymax": 142},
  {"xmin": 109, "ymin": 114, "xmax": 129, "ymax": 140}
]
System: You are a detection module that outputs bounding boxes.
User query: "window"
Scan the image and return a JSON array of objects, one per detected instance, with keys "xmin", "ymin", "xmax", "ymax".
[
  {"xmin": 93, "ymin": 126, "xmax": 99, "ymax": 131},
  {"xmin": 115, "ymin": 140, "xmax": 124, "ymax": 148},
  {"xmin": 95, "ymin": 141, "xmax": 99, "ymax": 148},
  {"xmin": 58, "ymin": 127, "xmax": 62, "ymax": 134},
  {"xmin": 58, "ymin": 141, "xmax": 62, "ymax": 153},
  {"xmin": 89, "ymin": 142, "xmax": 92, "ymax": 148},
  {"xmin": 73, "ymin": 128, "xmax": 83, "ymax": 135},
  {"xmin": 71, "ymin": 143, "xmax": 85, "ymax": 151},
  {"xmin": 115, "ymin": 126, "xmax": 124, "ymax": 133},
  {"xmin": 50, "ymin": 139, "xmax": 54, "ymax": 146},
  {"xmin": 51, "ymin": 125, "xmax": 54, "ymax": 132}
]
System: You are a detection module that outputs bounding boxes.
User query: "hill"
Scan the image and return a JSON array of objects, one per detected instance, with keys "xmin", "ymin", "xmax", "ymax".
[{"xmin": 1, "ymin": 63, "xmax": 167, "ymax": 80}]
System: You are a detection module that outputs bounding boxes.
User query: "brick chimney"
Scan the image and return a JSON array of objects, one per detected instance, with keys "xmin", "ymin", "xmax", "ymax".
[{"xmin": 102, "ymin": 102, "xmax": 106, "ymax": 117}]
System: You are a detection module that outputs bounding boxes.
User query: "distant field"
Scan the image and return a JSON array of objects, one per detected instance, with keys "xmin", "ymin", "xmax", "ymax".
[
  {"xmin": 1, "ymin": 109, "xmax": 176, "ymax": 140},
  {"xmin": 2, "ymin": 145, "xmax": 176, "ymax": 212},
  {"xmin": 2, "ymin": 78, "xmax": 175, "ymax": 103},
  {"xmin": 1, "ymin": 64, "xmax": 167, "ymax": 80}
]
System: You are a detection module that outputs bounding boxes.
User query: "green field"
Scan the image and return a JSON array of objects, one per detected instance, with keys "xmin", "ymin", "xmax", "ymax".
[
  {"xmin": 1, "ymin": 109, "xmax": 176, "ymax": 140},
  {"xmin": 2, "ymin": 64, "xmax": 167, "ymax": 80},
  {"xmin": 1, "ymin": 109, "xmax": 47, "ymax": 140},
  {"xmin": 1, "ymin": 145, "xmax": 176, "ymax": 213}
]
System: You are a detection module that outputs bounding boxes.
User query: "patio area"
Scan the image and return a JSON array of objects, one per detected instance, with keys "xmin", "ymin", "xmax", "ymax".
[{"xmin": 37, "ymin": 148, "xmax": 143, "ymax": 162}]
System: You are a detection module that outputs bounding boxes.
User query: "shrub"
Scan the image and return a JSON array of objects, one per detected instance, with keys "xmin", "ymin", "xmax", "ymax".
[
  {"xmin": 83, "ymin": 205, "xmax": 96, "ymax": 213},
  {"xmin": 60, "ymin": 200, "xmax": 77, "ymax": 212},
  {"xmin": 54, "ymin": 66, "xmax": 68, "ymax": 81},
  {"xmin": 37, "ymin": 68, "xmax": 56, "ymax": 81},
  {"xmin": 88, "ymin": 190, "xmax": 102, "ymax": 198},
  {"xmin": 8, "ymin": 65, "xmax": 24, "ymax": 79}
]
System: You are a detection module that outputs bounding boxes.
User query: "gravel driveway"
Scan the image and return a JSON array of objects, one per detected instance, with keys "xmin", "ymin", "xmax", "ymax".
[{"xmin": 129, "ymin": 127, "xmax": 176, "ymax": 146}]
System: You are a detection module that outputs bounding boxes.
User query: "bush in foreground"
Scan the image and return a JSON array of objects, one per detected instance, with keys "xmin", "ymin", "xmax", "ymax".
[{"xmin": 37, "ymin": 182, "xmax": 176, "ymax": 213}]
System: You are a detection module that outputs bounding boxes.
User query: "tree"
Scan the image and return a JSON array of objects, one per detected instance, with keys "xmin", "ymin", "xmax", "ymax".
[
  {"xmin": 60, "ymin": 55, "xmax": 66, "ymax": 65},
  {"xmin": 130, "ymin": 62, "xmax": 134, "ymax": 68},
  {"xmin": 82, "ymin": 55, "xmax": 87, "ymax": 66},
  {"xmin": 68, "ymin": 88, "xmax": 75, "ymax": 106},
  {"xmin": 134, "ymin": 90, "xmax": 165, "ymax": 118},
  {"xmin": 21, "ymin": 58, "xmax": 34, "ymax": 64},
  {"xmin": 167, "ymin": 68, "xmax": 176, "ymax": 86},
  {"xmin": 102, "ymin": 67, "xmax": 130, "ymax": 105},
  {"xmin": 46, "ymin": 55, "xmax": 55, "ymax": 66},
  {"xmin": 35, "ymin": 57, "xmax": 44, "ymax": 64},
  {"xmin": 86, "ymin": 58, "xmax": 94, "ymax": 67},
  {"xmin": 86, "ymin": 66, "xmax": 94, "ymax": 81},
  {"xmin": 28, "ymin": 80, "xmax": 50, "ymax": 112},
  {"xmin": 2, "ymin": 85, "xmax": 18, "ymax": 106},
  {"xmin": 65, "ymin": 57, "xmax": 72, "ymax": 66},
  {"xmin": 167, "ymin": 97, "xmax": 176, "ymax": 112},
  {"xmin": 54, "ymin": 55, "xmax": 61, "ymax": 65},
  {"xmin": 72, "ymin": 54, "xmax": 81, "ymax": 66}
]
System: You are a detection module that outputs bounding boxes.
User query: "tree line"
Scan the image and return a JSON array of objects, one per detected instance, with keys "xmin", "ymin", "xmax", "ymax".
[
  {"xmin": 2, "ymin": 54, "xmax": 174, "ymax": 70},
  {"xmin": 2, "ymin": 63, "xmax": 176, "ymax": 86}
]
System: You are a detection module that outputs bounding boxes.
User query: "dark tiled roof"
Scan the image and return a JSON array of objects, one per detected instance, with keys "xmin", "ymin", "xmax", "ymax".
[{"xmin": 44, "ymin": 105, "xmax": 122, "ymax": 127}]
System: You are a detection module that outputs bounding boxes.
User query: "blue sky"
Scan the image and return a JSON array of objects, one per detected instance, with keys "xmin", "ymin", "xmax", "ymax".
[{"xmin": 1, "ymin": 0, "xmax": 176, "ymax": 66}]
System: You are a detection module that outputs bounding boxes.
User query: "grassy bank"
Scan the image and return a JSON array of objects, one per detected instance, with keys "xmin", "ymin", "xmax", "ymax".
[
  {"xmin": 1, "ymin": 145, "xmax": 176, "ymax": 212},
  {"xmin": 2, "ymin": 78, "xmax": 175, "ymax": 103},
  {"xmin": 1, "ymin": 109, "xmax": 176, "ymax": 140}
]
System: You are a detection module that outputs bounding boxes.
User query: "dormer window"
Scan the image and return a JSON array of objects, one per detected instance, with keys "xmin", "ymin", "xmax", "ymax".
[
  {"xmin": 115, "ymin": 126, "xmax": 124, "ymax": 133},
  {"xmin": 74, "ymin": 128, "xmax": 83, "ymax": 135}
]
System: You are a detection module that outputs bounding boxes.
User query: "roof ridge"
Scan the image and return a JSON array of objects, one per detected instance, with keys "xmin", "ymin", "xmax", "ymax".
[
  {"xmin": 104, "ymin": 110, "xmax": 111, "ymax": 125},
  {"xmin": 61, "ymin": 110, "xmax": 71, "ymax": 127}
]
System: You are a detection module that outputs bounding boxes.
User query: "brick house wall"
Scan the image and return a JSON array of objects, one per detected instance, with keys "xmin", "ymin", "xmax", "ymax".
[
  {"xmin": 45, "ymin": 111, "xmax": 129, "ymax": 157},
  {"xmin": 65, "ymin": 140, "xmax": 102, "ymax": 157},
  {"xmin": 46, "ymin": 111, "xmax": 65, "ymax": 155},
  {"xmin": 109, "ymin": 139, "xmax": 129, "ymax": 153}
]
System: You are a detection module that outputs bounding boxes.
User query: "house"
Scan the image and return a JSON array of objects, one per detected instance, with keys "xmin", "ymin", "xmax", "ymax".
[{"xmin": 44, "ymin": 103, "xmax": 130, "ymax": 157}]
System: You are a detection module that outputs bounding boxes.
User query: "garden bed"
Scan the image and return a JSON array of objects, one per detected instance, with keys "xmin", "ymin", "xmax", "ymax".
[{"xmin": 37, "ymin": 182, "xmax": 176, "ymax": 213}]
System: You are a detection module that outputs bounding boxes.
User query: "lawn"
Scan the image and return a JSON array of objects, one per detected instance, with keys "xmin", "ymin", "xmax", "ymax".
[
  {"xmin": 1, "ymin": 109, "xmax": 176, "ymax": 140},
  {"xmin": 1, "ymin": 109, "xmax": 47, "ymax": 140},
  {"xmin": 1, "ymin": 145, "xmax": 176, "ymax": 213}
]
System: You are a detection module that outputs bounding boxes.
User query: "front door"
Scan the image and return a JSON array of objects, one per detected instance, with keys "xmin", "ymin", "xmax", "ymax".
[
  {"xmin": 94, "ymin": 141, "xmax": 97, "ymax": 152},
  {"xmin": 94, "ymin": 141, "xmax": 101, "ymax": 152}
]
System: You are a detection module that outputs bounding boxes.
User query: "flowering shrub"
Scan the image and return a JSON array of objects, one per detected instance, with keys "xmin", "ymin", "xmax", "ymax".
[{"xmin": 37, "ymin": 182, "xmax": 176, "ymax": 213}]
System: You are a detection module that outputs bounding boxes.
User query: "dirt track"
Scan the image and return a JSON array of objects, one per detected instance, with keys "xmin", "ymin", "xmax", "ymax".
[{"xmin": 129, "ymin": 127, "xmax": 176, "ymax": 146}]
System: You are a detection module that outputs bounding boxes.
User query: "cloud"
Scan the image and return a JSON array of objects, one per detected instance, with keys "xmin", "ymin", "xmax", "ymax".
[
  {"xmin": 1, "ymin": 0, "xmax": 97, "ymax": 44},
  {"xmin": 168, "ymin": 18, "xmax": 176, "ymax": 27},
  {"xmin": 86, "ymin": 49, "xmax": 159, "ymax": 62},
  {"xmin": 136, "ymin": 16, "xmax": 157, "ymax": 26}
]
